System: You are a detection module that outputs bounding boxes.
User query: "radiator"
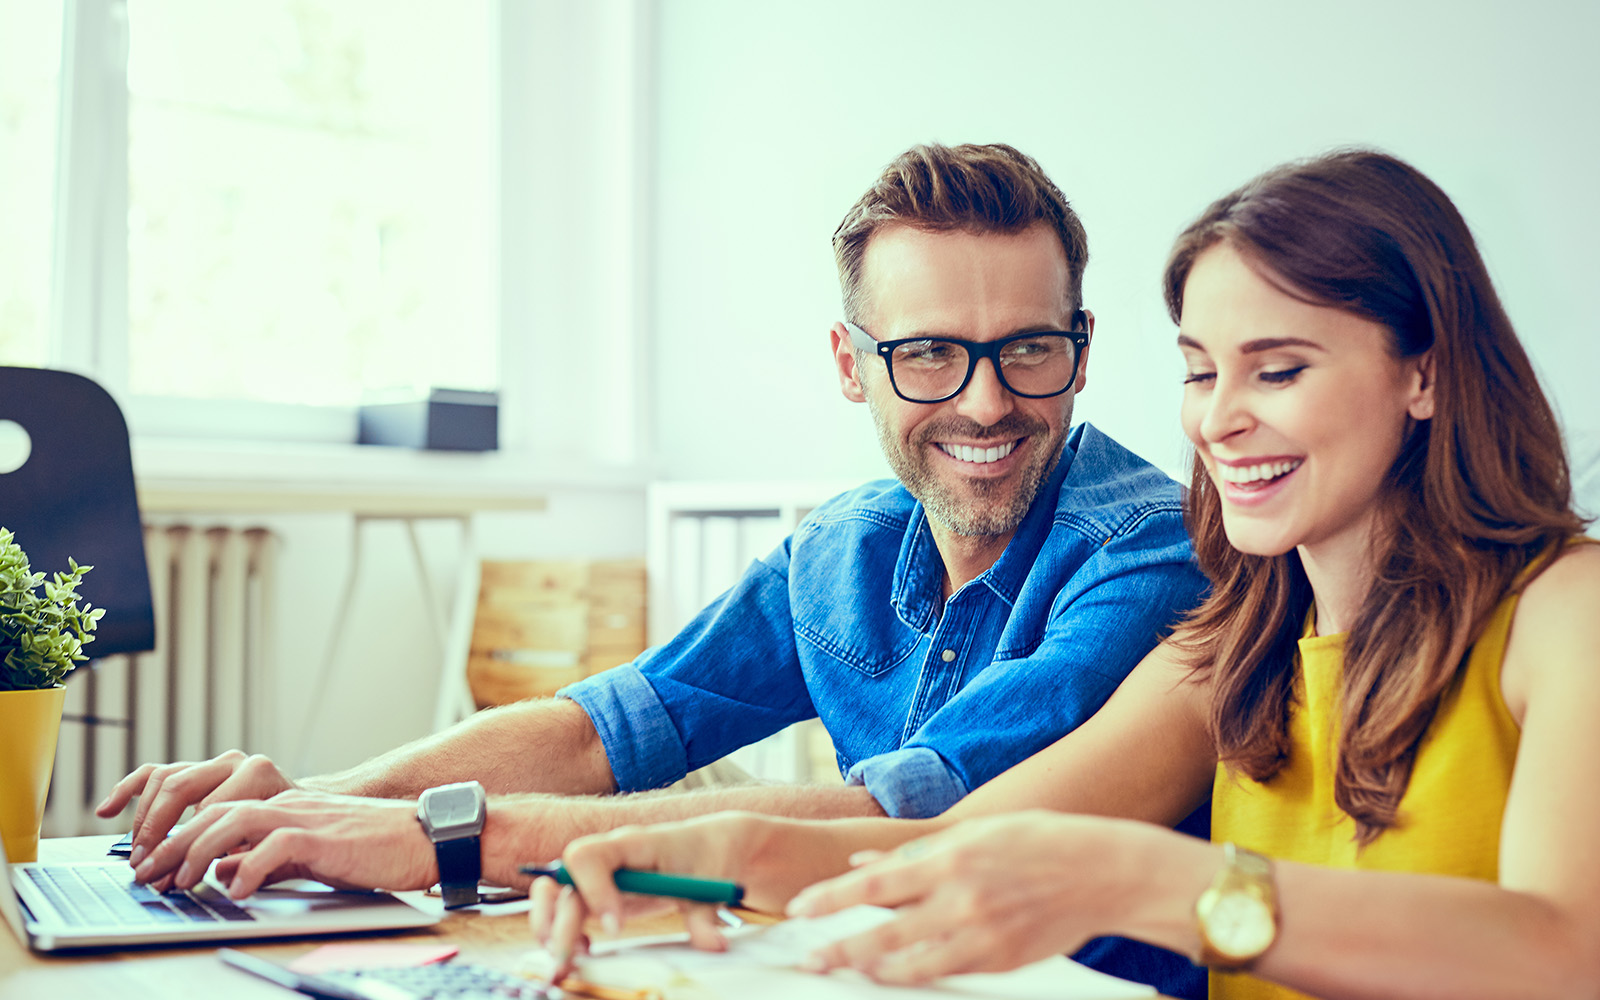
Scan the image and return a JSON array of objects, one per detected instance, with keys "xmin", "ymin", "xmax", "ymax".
[{"xmin": 41, "ymin": 524, "xmax": 277, "ymax": 836}]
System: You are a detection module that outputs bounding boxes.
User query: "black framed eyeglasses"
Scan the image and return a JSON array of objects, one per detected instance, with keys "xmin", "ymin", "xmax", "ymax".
[{"xmin": 845, "ymin": 311, "xmax": 1089, "ymax": 404}]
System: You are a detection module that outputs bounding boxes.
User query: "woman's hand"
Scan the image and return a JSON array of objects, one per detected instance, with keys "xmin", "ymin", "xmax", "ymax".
[
  {"xmin": 786, "ymin": 811, "xmax": 1166, "ymax": 985},
  {"xmin": 528, "ymin": 811, "xmax": 795, "ymax": 981}
]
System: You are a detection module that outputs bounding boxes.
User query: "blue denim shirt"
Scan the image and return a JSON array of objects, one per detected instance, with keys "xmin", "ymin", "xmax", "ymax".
[
  {"xmin": 562, "ymin": 423, "xmax": 1207, "ymax": 816},
  {"xmin": 563, "ymin": 423, "xmax": 1211, "ymax": 999}
]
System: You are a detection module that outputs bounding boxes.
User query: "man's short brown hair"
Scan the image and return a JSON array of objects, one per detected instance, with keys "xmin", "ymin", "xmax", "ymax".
[{"xmin": 832, "ymin": 143, "xmax": 1089, "ymax": 323}]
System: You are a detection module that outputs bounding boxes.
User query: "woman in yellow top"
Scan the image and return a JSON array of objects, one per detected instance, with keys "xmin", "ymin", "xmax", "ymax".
[{"xmin": 534, "ymin": 150, "xmax": 1600, "ymax": 1000}]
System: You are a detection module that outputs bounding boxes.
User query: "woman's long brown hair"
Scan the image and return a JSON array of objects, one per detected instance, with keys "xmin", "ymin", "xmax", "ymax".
[{"xmin": 1164, "ymin": 150, "xmax": 1585, "ymax": 844}]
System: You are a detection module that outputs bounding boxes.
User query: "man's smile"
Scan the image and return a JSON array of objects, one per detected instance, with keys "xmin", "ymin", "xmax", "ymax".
[
  {"xmin": 935, "ymin": 439, "xmax": 1021, "ymax": 465},
  {"xmin": 898, "ymin": 410, "xmax": 1053, "ymax": 504}
]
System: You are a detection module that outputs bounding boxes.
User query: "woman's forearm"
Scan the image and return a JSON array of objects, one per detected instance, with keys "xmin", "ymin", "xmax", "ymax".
[
  {"xmin": 476, "ymin": 799, "xmax": 945, "ymax": 908},
  {"xmin": 748, "ymin": 814, "xmax": 951, "ymax": 906},
  {"xmin": 790, "ymin": 814, "xmax": 1600, "ymax": 998},
  {"xmin": 1118, "ymin": 827, "xmax": 1600, "ymax": 1000}
]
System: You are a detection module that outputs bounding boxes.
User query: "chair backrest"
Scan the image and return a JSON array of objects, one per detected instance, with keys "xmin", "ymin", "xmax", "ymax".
[{"xmin": 0, "ymin": 366, "xmax": 155, "ymax": 658}]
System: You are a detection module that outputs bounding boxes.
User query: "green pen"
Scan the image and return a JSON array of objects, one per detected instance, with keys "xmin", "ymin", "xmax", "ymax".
[{"xmin": 520, "ymin": 862, "xmax": 745, "ymax": 907}]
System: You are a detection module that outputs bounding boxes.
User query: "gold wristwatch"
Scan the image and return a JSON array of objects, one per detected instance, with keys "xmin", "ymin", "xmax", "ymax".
[{"xmin": 1195, "ymin": 842, "xmax": 1279, "ymax": 970}]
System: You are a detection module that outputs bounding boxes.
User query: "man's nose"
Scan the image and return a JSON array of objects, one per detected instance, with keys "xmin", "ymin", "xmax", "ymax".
[{"xmin": 953, "ymin": 356, "xmax": 1017, "ymax": 427}]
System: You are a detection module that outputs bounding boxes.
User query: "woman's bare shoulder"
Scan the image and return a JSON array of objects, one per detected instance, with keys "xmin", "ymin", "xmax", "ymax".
[
  {"xmin": 1518, "ymin": 540, "xmax": 1600, "ymax": 613},
  {"xmin": 1502, "ymin": 541, "xmax": 1600, "ymax": 720}
]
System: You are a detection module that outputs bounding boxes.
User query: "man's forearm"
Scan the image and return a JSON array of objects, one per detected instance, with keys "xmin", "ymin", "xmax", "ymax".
[
  {"xmin": 302, "ymin": 697, "xmax": 615, "ymax": 800},
  {"xmin": 611, "ymin": 781, "xmax": 888, "ymax": 823}
]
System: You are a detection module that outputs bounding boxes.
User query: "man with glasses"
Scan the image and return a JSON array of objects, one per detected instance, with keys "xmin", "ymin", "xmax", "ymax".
[{"xmin": 105, "ymin": 143, "xmax": 1207, "ymax": 997}]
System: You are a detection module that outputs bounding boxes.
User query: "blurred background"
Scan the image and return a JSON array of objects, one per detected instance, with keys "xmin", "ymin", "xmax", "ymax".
[{"xmin": 2, "ymin": 0, "xmax": 1595, "ymax": 822}]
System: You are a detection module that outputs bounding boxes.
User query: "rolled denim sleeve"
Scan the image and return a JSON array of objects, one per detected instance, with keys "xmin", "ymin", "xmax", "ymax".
[
  {"xmin": 848, "ymin": 507, "xmax": 1207, "ymax": 816},
  {"xmin": 559, "ymin": 539, "xmax": 817, "ymax": 792},
  {"xmin": 844, "ymin": 746, "xmax": 968, "ymax": 819},
  {"xmin": 560, "ymin": 663, "xmax": 688, "ymax": 792}
]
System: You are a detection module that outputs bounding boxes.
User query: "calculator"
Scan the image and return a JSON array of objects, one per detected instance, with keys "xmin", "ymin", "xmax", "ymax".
[
  {"xmin": 219, "ymin": 948, "xmax": 559, "ymax": 1000},
  {"xmin": 316, "ymin": 962, "xmax": 556, "ymax": 999}
]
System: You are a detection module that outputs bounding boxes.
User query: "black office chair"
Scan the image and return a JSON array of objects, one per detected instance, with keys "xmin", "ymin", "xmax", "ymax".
[{"xmin": 0, "ymin": 366, "xmax": 155, "ymax": 659}]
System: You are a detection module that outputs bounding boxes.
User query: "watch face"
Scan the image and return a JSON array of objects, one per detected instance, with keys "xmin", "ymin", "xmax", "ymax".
[
  {"xmin": 432, "ymin": 787, "xmax": 479, "ymax": 825},
  {"xmin": 1203, "ymin": 892, "xmax": 1276, "ymax": 959},
  {"xmin": 423, "ymin": 783, "xmax": 484, "ymax": 839}
]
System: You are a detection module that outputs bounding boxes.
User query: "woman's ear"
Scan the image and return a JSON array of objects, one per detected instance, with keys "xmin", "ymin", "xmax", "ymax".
[{"xmin": 1407, "ymin": 350, "xmax": 1436, "ymax": 421}]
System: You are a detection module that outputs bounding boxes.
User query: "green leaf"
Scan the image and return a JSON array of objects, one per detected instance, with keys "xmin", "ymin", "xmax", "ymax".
[{"xmin": 0, "ymin": 526, "xmax": 101, "ymax": 689}]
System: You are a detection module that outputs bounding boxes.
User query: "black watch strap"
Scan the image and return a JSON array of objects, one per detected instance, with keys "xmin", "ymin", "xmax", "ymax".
[{"xmin": 435, "ymin": 835, "xmax": 482, "ymax": 909}]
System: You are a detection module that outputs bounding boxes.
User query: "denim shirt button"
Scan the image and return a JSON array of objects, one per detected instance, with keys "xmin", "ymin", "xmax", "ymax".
[{"xmin": 940, "ymin": 648, "xmax": 956, "ymax": 662}]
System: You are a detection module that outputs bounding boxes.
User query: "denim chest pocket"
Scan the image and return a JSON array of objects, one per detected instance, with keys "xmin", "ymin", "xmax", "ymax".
[{"xmin": 794, "ymin": 618, "xmax": 922, "ymax": 678}]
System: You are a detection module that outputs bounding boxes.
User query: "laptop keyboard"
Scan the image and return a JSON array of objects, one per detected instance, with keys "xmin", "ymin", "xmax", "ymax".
[{"xmin": 22, "ymin": 865, "xmax": 256, "ymax": 927}]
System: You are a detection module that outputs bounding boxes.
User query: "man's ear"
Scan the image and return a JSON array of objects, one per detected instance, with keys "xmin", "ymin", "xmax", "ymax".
[
  {"xmin": 831, "ymin": 322, "xmax": 867, "ymax": 403},
  {"xmin": 1072, "ymin": 309, "xmax": 1095, "ymax": 394},
  {"xmin": 1407, "ymin": 349, "xmax": 1436, "ymax": 421}
]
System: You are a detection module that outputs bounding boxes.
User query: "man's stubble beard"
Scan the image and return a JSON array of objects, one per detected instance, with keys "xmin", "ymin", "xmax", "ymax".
[{"xmin": 865, "ymin": 385, "xmax": 1071, "ymax": 538}]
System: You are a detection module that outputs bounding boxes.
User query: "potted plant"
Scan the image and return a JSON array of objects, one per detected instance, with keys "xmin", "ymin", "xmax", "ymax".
[{"xmin": 0, "ymin": 526, "xmax": 103, "ymax": 863}]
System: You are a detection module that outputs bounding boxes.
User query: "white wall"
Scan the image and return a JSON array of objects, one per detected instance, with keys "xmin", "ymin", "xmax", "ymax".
[
  {"xmin": 647, "ymin": 0, "xmax": 1600, "ymax": 483},
  {"xmin": 498, "ymin": 0, "xmax": 653, "ymax": 470}
]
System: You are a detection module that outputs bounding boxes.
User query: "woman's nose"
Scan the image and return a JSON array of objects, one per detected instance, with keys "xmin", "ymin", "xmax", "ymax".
[{"xmin": 1198, "ymin": 377, "xmax": 1253, "ymax": 444}]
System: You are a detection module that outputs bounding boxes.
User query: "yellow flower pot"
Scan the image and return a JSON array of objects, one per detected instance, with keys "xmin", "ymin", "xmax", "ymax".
[{"xmin": 0, "ymin": 685, "xmax": 66, "ymax": 863}]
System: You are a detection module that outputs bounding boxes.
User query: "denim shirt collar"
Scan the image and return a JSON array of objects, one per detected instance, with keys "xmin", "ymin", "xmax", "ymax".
[{"xmin": 890, "ymin": 424, "xmax": 1084, "ymax": 632}]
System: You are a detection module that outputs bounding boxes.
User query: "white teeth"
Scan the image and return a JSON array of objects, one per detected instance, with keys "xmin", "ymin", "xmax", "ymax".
[
  {"xmin": 1217, "ymin": 459, "xmax": 1302, "ymax": 485},
  {"xmin": 940, "ymin": 441, "xmax": 1017, "ymax": 464}
]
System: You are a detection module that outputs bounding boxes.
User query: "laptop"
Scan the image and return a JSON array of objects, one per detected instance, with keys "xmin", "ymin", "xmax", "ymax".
[{"xmin": 2, "ymin": 834, "xmax": 440, "ymax": 952}]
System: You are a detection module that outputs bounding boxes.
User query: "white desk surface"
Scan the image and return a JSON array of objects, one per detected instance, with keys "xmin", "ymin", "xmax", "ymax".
[{"xmin": 3, "ymin": 836, "xmax": 1183, "ymax": 1000}]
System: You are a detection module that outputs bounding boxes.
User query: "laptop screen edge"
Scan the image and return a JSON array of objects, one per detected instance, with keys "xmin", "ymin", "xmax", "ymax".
[{"xmin": 0, "ymin": 833, "xmax": 41, "ymax": 949}]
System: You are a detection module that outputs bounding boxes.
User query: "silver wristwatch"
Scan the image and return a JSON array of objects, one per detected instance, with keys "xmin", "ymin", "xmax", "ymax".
[{"xmin": 416, "ymin": 780, "xmax": 486, "ymax": 909}]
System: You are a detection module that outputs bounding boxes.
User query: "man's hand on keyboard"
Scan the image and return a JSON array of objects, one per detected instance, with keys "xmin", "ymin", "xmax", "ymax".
[
  {"xmin": 128, "ymin": 790, "xmax": 436, "ymax": 901},
  {"xmin": 95, "ymin": 750, "xmax": 297, "ymax": 867}
]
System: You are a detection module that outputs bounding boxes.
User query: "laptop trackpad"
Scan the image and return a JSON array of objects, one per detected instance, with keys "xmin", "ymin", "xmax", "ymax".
[{"xmin": 197, "ymin": 879, "xmax": 407, "ymax": 916}]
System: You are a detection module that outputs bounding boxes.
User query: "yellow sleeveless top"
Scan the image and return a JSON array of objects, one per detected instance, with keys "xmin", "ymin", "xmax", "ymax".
[{"xmin": 1209, "ymin": 591, "xmax": 1523, "ymax": 1000}]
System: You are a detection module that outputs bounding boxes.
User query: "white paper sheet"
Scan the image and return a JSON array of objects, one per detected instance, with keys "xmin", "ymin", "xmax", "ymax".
[{"xmin": 576, "ymin": 905, "xmax": 1156, "ymax": 999}]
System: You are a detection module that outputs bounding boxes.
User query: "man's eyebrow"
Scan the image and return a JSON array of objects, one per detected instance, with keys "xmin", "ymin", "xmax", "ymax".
[
  {"xmin": 1176, "ymin": 334, "xmax": 1326, "ymax": 354},
  {"xmin": 896, "ymin": 323, "xmax": 1071, "ymax": 341}
]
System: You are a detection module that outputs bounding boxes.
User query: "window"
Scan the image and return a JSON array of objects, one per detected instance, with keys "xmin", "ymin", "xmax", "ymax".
[
  {"xmin": 0, "ymin": 0, "xmax": 65, "ymax": 370},
  {"xmin": 28, "ymin": 0, "xmax": 499, "ymax": 439},
  {"xmin": 124, "ymin": 0, "xmax": 496, "ymax": 409}
]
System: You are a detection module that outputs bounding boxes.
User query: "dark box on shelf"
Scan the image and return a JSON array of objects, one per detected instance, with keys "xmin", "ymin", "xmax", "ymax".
[{"xmin": 357, "ymin": 388, "xmax": 499, "ymax": 451}]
